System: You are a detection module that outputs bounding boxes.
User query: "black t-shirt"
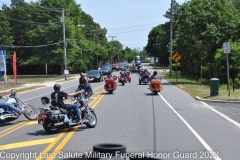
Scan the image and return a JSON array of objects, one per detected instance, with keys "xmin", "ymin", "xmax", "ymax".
[
  {"xmin": 79, "ymin": 76, "xmax": 87, "ymax": 85},
  {"xmin": 51, "ymin": 91, "xmax": 68, "ymax": 109}
]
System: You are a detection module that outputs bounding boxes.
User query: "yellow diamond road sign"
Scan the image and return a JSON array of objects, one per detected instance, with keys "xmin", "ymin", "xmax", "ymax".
[{"xmin": 172, "ymin": 53, "xmax": 181, "ymax": 62}]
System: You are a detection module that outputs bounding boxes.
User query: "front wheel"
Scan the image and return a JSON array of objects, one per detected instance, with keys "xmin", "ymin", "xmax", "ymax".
[
  {"xmin": 43, "ymin": 123, "xmax": 59, "ymax": 134},
  {"xmin": 85, "ymin": 111, "xmax": 97, "ymax": 128},
  {"xmin": 23, "ymin": 104, "xmax": 37, "ymax": 120}
]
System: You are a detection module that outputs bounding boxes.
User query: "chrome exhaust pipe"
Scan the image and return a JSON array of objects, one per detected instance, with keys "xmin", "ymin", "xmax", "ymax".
[
  {"xmin": 0, "ymin": 114, "xmax": 18, "ymax": 120},
  {"xmin": 53, "ymin": 122, "xmax": 64, "ymax": 126}
]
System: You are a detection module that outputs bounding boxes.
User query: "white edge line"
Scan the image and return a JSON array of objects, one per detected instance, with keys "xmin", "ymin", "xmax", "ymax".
[
  {"xmin": 200, "ymin": 101, "xmax": 240, "ymax": 129},
  {"xmin": 158, "ymin": 93, "xmax": 221, "ymax": 160}
]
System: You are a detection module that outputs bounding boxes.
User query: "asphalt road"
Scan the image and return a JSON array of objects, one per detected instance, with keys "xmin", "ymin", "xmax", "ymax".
[{"xmin": 0, "ymin": 63, "xmax": 240, "ymax": 160}]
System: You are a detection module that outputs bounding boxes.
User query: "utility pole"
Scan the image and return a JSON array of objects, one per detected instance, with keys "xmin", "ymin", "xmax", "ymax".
[
  {"xmin": 62, "ymin": 9, "xmax": 67, "ymax": 80},
  {"xmin": 170, "ymin": 0, "xmax": 173, "ymax": 78},
  {"xmin": 108, "ymin": 36, "xmax": 117, "ymax": 64}
]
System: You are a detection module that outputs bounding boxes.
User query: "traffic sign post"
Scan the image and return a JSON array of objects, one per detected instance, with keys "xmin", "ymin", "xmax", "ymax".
[
  {"xmin": 223, "ymin": 42, "xmax": 230, "ymax": 96},
  {"xmin": 172, "ymin": 53, "xmax": 181, "ymax": 82}
]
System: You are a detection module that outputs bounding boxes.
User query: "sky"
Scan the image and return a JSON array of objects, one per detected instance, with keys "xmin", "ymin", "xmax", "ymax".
[{"xmin": 0, "ymin": 0, "xmax": 187, "ymax": 50}]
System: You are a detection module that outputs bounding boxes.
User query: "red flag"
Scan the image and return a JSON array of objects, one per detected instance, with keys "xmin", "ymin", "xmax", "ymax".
[{"xmin": 12, "ymin": 51, "xmax": 17, "ymax": 84}]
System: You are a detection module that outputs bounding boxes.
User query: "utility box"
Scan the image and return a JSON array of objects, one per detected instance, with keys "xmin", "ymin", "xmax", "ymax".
[{"xmin": 210, "ymin": 78, "xmax": 219, "ymax": 96}]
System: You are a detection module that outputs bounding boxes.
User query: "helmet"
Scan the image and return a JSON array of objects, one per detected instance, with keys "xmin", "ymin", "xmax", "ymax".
[
  {"xmin": 54, "ymin": 84, "xmax": 61, "ymax": 91},
  {"xmin": 153, "ymin": 71, "xmax": 157, "ymax": 75},
  {"xmin": 121, "ymin": 68, "xmax": 124, "ymax": 71},
  {"xmin": 144, "ymin": 69, "xmax": 147, "ymax": 72},
  {"xmin": 80, "ymin": 72, "xmax": 83, "ymax": 76}
]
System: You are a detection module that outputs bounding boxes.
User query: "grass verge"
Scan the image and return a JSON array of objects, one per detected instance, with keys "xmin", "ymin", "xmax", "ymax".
[{"xmin": 160, "ymin": 71, "xmax": 240, "ymax": 101}]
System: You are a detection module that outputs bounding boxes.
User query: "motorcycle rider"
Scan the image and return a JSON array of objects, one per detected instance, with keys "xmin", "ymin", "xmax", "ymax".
[
  {"xmin": 51, "ymin": 84, "xmax": 82, "ymax": 123},
  {"xmin": 79, "ymin": 72, "xmax": 93, "ymax": 96},
  {"xmin": 119, "ymin": 68, "xmax": 128, "ymax": 82},
  {"xmin": 148, "ymin": 71, "xmax": 162, "ymax": 89},
  {"xmin": 0, "ymin": 88, "xmax": 24, "ymax": 116}
]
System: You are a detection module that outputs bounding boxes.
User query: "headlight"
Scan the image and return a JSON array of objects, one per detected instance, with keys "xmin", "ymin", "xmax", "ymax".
[{"xmin": 96, "ymin": 76, "xmax": 99, "ymax": 78}]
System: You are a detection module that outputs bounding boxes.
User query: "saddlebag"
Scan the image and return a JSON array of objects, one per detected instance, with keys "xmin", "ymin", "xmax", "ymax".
[{"xmin": 46, "ymin": 110, "xmax": 64, "ymax": 123}]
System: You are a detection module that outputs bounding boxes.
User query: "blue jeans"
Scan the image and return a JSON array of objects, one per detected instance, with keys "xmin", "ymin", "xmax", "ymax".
[
  {"xmin": 85, "ymin": 84, "xmax": 93, "ymax": 93},
  {"xmin": 121, "ymin": 74, "xmax": 127, "ymax": 81},
  {"xmin": 66, "ymin": 104, "xmax": 81, "ymax": 120},
  {"xmin": 0, "ymin": 102, "xmax": 21, "ymax": 115}
]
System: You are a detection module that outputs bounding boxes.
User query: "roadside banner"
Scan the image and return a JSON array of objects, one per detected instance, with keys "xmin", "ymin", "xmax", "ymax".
[
  {"xmin": 0, "ymin": 50, "xmax": 7, "ymax": 83},
  {"xmin": 13, "ymin": 51, "xmax": 17, "ymax": 84}
]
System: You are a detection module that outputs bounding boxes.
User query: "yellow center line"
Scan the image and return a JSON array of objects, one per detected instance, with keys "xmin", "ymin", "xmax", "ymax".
[
  {"xmin": 91, "ymin": 91, "xmax": 106, "ymax": 109},
  {"xmin": 0, "ymin": 138, "xmax": 55, "ymax": 150},
  {"xmin": 0, "ymin": 121, "xmax": 27, "ymax": 135},
  {"xmin": 0, "ymin": 121, "xmax": 28, "ymax": 138},
  {"xmin": 89, "ymin": 90, "xmax": 105, "ymax": 106},
  {"xmin": 46, "ymin": 126, "xmax": 78, "ymax": 160},
  {"xmin": 35, "ymin": 128, "xmax": 69, "ymax": 160}
]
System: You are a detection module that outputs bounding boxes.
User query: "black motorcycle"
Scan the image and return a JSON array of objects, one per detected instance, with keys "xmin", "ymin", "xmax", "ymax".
[
  {"xmin": 37, "ymin": 90, "xmax": 97, "ymax": 134},
  {"xmin": 0, "ymin": 89, "xmax": 37, "ymax": 123}
]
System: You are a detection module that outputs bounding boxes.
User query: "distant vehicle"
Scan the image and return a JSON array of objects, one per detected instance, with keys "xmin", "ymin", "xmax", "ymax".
[
  {"xmin": 101, "ymin": 67, "xmax": 112, "ymax": 75},
  {"xmin": 135, "ymin": 60, "xmax": 142, "ymax": 66},
  {"xmin": 102, "ymin": 64, "xmax": 111, "ymax": 68},
  {"xmin": 118, "ymin": 63, "xmax": 125, "ymax": 70},
  {"xmin": 112, "ymin": 64, "xmax": 119, "ymax": 71},
  {"xmin": 86, "ymin": 70, "xmax": 103, "ymax": 82}
]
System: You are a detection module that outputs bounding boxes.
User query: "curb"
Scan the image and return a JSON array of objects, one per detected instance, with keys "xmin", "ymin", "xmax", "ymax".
[{"xmin": 195, "ymin": 96, "xmax": 240, "ymax": 104}]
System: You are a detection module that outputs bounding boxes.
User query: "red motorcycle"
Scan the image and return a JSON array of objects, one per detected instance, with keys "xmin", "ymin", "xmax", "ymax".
[
  {"xmin": 104, "ymin": 76, "xmax": 117, "ymax": 94},
  {"xmin": 126, "ymin": 71, "xmax": 131, "ymax": 82}
]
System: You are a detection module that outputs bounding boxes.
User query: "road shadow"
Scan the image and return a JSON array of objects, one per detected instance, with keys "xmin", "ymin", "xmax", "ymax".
[{"xmin": 145, "ymin": 93, "xmax": 159, "ymax": 96}]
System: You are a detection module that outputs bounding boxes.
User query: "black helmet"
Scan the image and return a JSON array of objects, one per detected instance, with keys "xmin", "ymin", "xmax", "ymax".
[
  {"xmin": 80, "ymin": 72, "xmax": 83, "ymax": 76},
  {"xmin": 153, "ymin": 71, "xmax": 157, "ymax": 75},
  {"xmin": 54, "ymin": 84, "xmax": 61, "ymax": 91}
]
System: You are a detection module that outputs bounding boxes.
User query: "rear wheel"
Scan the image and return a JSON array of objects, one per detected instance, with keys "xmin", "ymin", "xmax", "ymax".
[
  {"xmin": 23, "ymin": 104, "xmax": 37, "ymax": 120},
  {"xmin": 43, "ymin": 123, "xmax": 59, "ymax": 134},
  {"xmin": 85, "ymin": 111, "xmax": 97, "ymax": 128},
  {"xmin": 108, "ymin": 90, "xmax": 113, "ymax": 94},
  {"xmin": 154, "ymin": 91, "xmax": 159, "ymax": 95}
]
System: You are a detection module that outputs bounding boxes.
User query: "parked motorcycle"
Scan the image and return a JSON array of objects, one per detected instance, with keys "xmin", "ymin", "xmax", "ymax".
[
  {"xmin": 104, "ymin": 76, "xmax": 117, "ymax": 94},
  {"xmin": 149, "ymin": 79, "xmax": 163, "ymax": 95},
  {"xmin": 0, "ymin": 89, "xmax": 37, "ymax": 123},
  {"xmin": 37, "ymin": 90, "xmax": 97, "ymax": 134},
  {"xmin": 139, "ymin": 72, "xmax": 150, "ymax": 85}
]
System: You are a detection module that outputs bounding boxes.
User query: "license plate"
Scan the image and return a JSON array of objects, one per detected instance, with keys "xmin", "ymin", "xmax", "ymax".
[
  {"xmin": 154, "ymin": 85, "xmax": 158, "ymax": 86},
  {"xmin": 40, "ymin": 110, "xmax": 44, "ymax": 114},
  {"xmin": 108, "ymin": 84, "xmax": 112, "ymax": 87},
  {"xmin": 145, "ymin": 78, "xmax": 147, "ymax": 81}
]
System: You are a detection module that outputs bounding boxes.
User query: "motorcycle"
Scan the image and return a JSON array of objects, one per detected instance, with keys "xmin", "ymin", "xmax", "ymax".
[
  {"xmin": 76, "ymin": 84, "xmax": 93, "ymax": 99},
  {"xmin": 37, "ymin": 90, "xmax": 97, "ymax": 134},
  {"xmin": 104, "ymin": 76, "xmax": 117, "ymax": 94},
  {"xmin": 149, "ymin": 79, "xmax": 163, "ymax": 95},
  {"xmin": 126, "ymin": 71, "xmax": 131, "ymax": 82},
  {"xmin": 139, "ymin": 72, "xmax": 150, "ymax": 85},
  {"xmin": 118, "ymin": 75, "xmax": 127, "ymax": 85},
  {"xmin": 0, "ymin": 89, "xmax": 37, "ymax": 123}
]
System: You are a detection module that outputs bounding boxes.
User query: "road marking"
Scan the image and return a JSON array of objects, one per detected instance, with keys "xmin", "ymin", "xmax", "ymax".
[
  {"xmin": 91, "ymin": 91, "xmax": 106, "ymax": 109},
  {"xmin": 0, "ymin": 121, "xmax": 28, "ymax": 138},
  {"xmin": 35, "ymin": 128, "xmax": 69, "ymax": 160},
  {"xmin": 159, "ymin": 93, "xmax": 222, "ymax": 160},
  {"xmin": 26, "ymin": 121, "xmax": 38, "ymax": 125},
  {"xmin": 200, "ymin": 101, "xmax": 240, "ymax": 129},
  {"xmin": 89, "ymin": 90, "xmax": 105, "ymax": 106},
  {"xmin": 46, "ymin": 127, "xmax": 78, "ymax": 160},
  {"xmin": 0, "ymin": 138, "xmax": 55, "ymax": 150}
]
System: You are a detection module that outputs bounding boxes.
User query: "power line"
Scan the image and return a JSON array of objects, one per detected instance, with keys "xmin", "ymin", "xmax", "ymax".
[
  {"xmin": 108, "ymin": 22, "xmax": 161, "ymax": 31},
  {"xmin": 0, "ymin": 41, "xmax": 63, "ymax": 48},
  {"xmin": 0, "ymin": 16, "xmax": 61, "ymax": 25},
  {"xmin": 108, "ymin": 27, "xmax": 152, "ymax": 35}
]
